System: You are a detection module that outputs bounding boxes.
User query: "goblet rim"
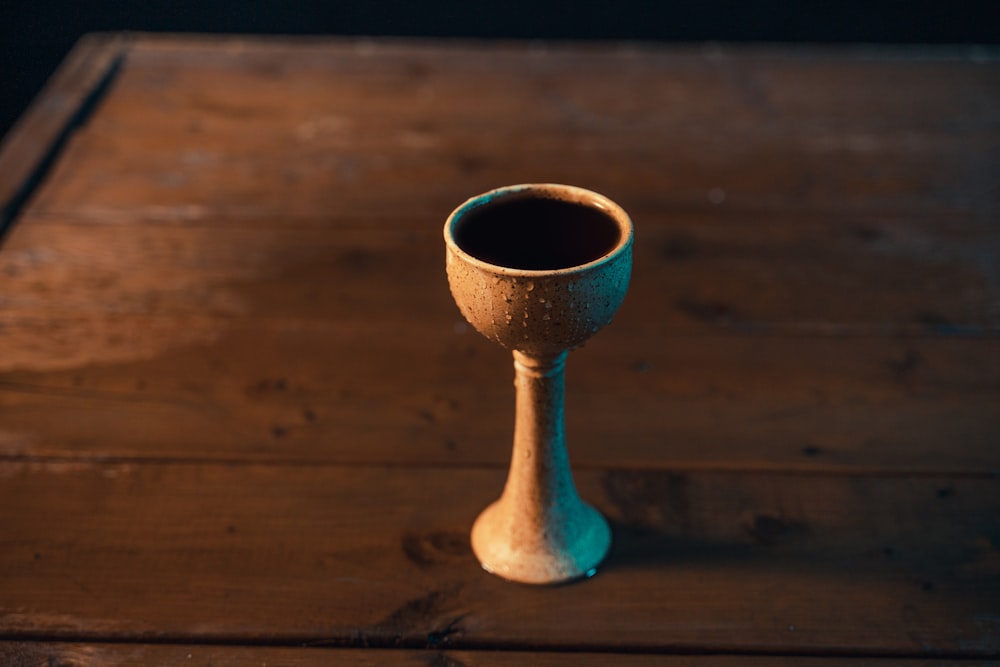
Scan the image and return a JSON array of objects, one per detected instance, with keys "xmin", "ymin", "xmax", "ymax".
[{"xmin": 444, "ymin": 183, "xmax": 634, "ymax": 277}]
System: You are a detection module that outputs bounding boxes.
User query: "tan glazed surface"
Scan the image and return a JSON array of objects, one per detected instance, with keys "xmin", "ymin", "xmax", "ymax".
[
  {"xmin": 445, "ymin": 184, "xmax": 633, "ymax": 357},
  {"xmin": 445, "ymin": 184, "xmax": 633, "ymax": 584}
]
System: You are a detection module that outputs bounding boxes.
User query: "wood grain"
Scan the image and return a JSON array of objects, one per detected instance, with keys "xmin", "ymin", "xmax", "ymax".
[{"xmin": 1, "ymin": 461, "xmax": 998, "ymax": 655}]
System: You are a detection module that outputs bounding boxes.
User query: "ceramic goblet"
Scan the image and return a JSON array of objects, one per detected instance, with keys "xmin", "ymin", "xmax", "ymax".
[{"xmin": 444, "ymin": 183, "xmax": 633, "ymax": 584}]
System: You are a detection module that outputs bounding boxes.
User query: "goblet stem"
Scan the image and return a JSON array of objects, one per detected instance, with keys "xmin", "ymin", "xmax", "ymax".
[
  {"xmin": 508, "ymin": 350, "xmax": 576, "ymax": 517},
  {"xmin": 470, "ymin": 349, "xmax": 611, "ymax": 584}
]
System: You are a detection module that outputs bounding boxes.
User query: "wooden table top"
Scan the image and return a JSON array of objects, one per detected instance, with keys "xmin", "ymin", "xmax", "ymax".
[{"xmin": 0, "ymin": 33, "xmax": 998, "ymax": 665}]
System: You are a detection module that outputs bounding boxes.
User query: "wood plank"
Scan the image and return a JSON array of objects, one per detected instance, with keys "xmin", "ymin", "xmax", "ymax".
[
  {"xmin": 0, "ymin": 34, "xmax": 126, "ymax": 230},
  {"xmin": 1, "ymin": 642, "xmax": 994, "ymax": 667},
  {"xmin": 31, "ymin": 132, "xmax": 997, "ymax": 227},
  {"xmin": 1, "ymin": 211, "xmax": 996, "ymax": 471},
  {"xmin": 2, "ymin": 212, "xmax": 997, "ymax": 333},
  {"xmin": 25, "ymin": 39, "xmax": 999, "ymax": 221},
  {"xmin": 0, "ymin": 321, "xmax": 998, "ymax": 472},
  {"xmin": 34, "ymin": 117, "xmax": 998, "ymax": 222},
  {"xmin": 1, "ymin": 461, "xmax": 997, "ymax": 655},
  {"xmin": 89, "ymin": 40, "xmax": 1000, "ymax": 137}
]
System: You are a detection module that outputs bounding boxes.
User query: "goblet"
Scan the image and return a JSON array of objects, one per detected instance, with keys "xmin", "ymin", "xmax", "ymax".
[{"xmin": 444, "ymin": 183, "xmax": 633, "ymax": 584}]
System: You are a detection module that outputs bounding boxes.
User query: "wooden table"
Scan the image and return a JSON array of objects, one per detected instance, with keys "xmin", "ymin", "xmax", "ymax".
[{"xmin": 1, "ymin": 33, "xmax": 998, "ymax": 665}]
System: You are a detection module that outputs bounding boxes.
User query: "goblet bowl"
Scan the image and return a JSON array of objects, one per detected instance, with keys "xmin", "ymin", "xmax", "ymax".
[{"xmin": 445, "ymin": 184, "xmax": 632, "ymax": 357}]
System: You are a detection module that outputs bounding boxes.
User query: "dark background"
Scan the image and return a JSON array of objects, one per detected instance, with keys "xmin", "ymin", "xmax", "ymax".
[{"xmin": 2, "ymin": 0, "xmax": 999, "ymax": 143}]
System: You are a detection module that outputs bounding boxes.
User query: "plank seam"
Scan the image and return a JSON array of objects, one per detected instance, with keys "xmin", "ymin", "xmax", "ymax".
[
  {"xmin": 1, "ymin": 453, "xmax": 997, "ymax": 479},
  {"xmin": 0, "ymin": 633, "xmax": 996, "ymax": 660}
]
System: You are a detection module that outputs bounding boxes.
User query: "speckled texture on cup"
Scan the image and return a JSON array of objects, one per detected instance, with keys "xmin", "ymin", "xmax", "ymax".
[{"xmin": 445, "ymin": 184, "xmax": 633, "ymax": 357}]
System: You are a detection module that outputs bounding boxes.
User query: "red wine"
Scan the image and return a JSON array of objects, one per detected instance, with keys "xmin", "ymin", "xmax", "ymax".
[{"xmin": 453, "ymin": 195, "xmax": 622, "ymax": 270}]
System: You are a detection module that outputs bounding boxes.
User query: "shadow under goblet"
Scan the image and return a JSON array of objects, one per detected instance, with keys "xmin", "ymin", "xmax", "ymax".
[{"xmin": 444, "ymin": 183, "xmax": 633, "ymax": 584}]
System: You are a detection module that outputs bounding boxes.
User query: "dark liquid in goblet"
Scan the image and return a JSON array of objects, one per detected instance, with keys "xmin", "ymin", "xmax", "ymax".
[{"xmin": 453, "ymin": 196, "xmax": 622, "ymax": 270}]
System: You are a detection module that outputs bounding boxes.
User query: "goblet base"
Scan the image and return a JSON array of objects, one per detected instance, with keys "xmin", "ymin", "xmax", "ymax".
[{"xmin": 470, "ymin": 496, "xmax": 611, "ymax": 585}]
